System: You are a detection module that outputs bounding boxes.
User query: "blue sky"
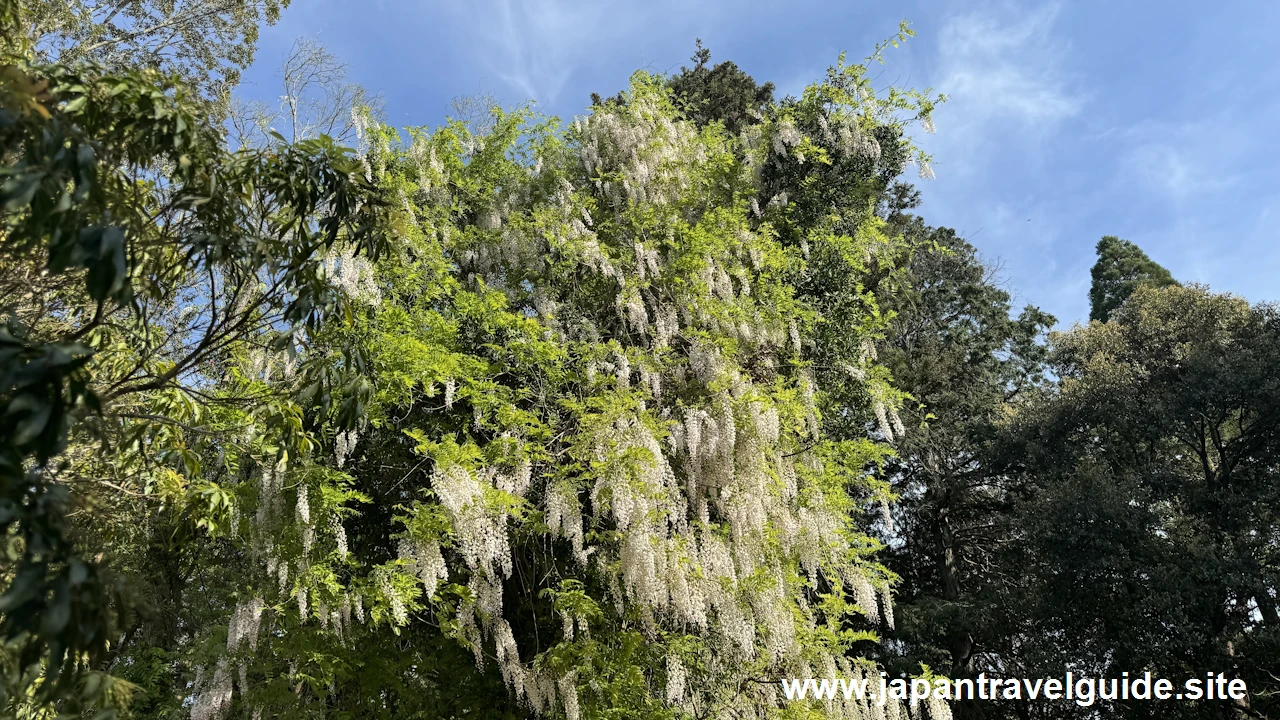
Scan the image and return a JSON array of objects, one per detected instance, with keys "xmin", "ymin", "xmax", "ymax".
[{"xmin": 237, "ymin": 0, "xmax": 1280, "ymax": 327}]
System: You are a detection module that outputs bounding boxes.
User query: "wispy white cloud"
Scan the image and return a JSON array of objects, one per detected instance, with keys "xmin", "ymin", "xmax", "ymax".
[
  {"xmin": 1119, "ymin": 142, "xmax": 1228, "ymax": 200},
  {"xmin": 440, "ymin": 0, "xmax": 620, "ymax": 105},
  {"xmin": 1110, "ymin": 117, "xmax": 1247, "ymax": 202},
  {"xmin": 440, "ymin": 0, "xmax": 705, "ymax": 107},
  {"xmin": 1111, "ymin": 121, "xmax": 1261, "ymax": 293},
  {"xmin": 932, "ymin": 3, "xmax": 1084, "ymax": 141},
  {"xmin": 913, "ymin": 3, "xmax": 1092, "ymax": 322}
]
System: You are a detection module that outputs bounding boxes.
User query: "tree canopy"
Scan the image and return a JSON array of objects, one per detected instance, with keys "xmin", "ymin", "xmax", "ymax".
[
  {"xmin": 1088, "ymin": 235, "xmax": 1179, "ymax": 322},
  {"xmin": 23, "ymin": 0, "xmax": 289, "ymax": 101},
  {"xmin": 667, "ymin": 39, "xmax": 776, "ymax": 136},
  {"xmin": 2, "ymin": 5, "xmax": 1278, "ymax": 720},
  {"xmin": 0, "ymin": 21, "xmax": 390, "ymax": 713}
]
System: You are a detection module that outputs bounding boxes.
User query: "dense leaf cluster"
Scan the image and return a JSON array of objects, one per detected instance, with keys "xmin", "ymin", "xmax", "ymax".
[{"xmin": 0, "ymin": 45, "xmax": 389, "ymax": 713}]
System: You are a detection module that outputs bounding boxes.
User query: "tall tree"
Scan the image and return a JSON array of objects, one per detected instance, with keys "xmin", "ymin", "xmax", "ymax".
[
  {"xmin": 872, "ymin": 219, "xmax": 1054, "ymax": 718},
  {"xmin": 228, "ymin": 37, "xmax": 382, "ymax": 149},
  {"xmin": 0, "ymin": 40, "xmax": 390, "ymax": 714},
  {"xmin": 1007, "ymin": 284, "xmax": 1280, "ymax": 719},
  {"xmin": 1088, "ymin": 235, "xmax": 1178, "ymax": 322},
  {"xmin": 86, "ymin": 49, "xmax": 950, "ymax": 720},
  {"xmin": 667, "ymin": 39, "xmax": 775, "ymax": 135}
]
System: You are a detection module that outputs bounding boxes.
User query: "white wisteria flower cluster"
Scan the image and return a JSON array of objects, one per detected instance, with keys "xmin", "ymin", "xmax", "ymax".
[
  {"xmin": 196, "ymin": 60, "xmax": 942, "ymax": 720},
  {"xmin": 364, "ymin": 71, "xmax": 924, "ymax": 720}
]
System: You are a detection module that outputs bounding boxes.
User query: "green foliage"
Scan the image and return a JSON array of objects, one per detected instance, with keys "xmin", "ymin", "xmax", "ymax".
[
  {"xmin": 22, "ymin": 0, "xmax": 291, "ymax": 101},
  {"xmin": 0, "ymin": 52, "xmax": 390, "ymax": 713},
  {"xmin": 853, "ymin": 208, "xmax": 1056, "ymax": 720},
  {"xmin": 319, "ymin": 69, "xmax": 914, "ymax": 717},
  {"xmin": 1004, "ymin": 285, "xmax": 1280, "ymax": 718},
  {"xmin": 667, "ymin": 39, "xmax": 775, "ymax": 135},
  {"xmin": 1087, "ymin": 235, "xmax": 1179, "ymax": 323},
  {"xmin": 47, "ymin": 41, "xmax": 940, "ymax": 720},
  {"xmin": 10, "ymin": 12, "xmax": 1278, "ymax": 720}
]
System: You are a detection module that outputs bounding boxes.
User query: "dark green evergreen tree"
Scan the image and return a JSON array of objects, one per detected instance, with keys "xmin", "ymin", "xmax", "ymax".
[
  {"xmin": 1088, "ymin": 235, "xmax": 1178, "ymax": 322},
  {"xmin": 592, "ymin": 39, "xmax": 776, "ymax": 134},
  {"xmin": 667, "ymin": 39, "xmax": 775, "ymax": 134},
  {"xmin": 874, "ymin": 219, "xmax": 1054, "ymax": 719}
]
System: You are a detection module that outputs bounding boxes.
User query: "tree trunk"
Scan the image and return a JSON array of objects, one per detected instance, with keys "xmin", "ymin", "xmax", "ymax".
[
  {"xmin": 936, "ymin": 502, "xmax": 974, "ymax": 675},
  {"xmin": 143, "ymin": 515, "xmax": 185, "ymax": 651}
]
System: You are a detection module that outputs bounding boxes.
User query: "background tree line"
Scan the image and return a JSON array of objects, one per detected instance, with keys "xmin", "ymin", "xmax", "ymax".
[{"xmin": 1, "ymin": 2, "xmax": 1276, "ymax": 718}]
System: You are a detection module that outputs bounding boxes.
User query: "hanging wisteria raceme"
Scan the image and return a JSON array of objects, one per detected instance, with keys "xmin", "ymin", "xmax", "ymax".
[
  {"xmin": 190, "ymin": 660, "xmax": 233, "ymax": 720},
  {"xmin": 227, "ymin": 597, "xmax": 265, "ymax": 654},
  {"xmin": 323, "ymin": 243, "xmax": 383, "ymax": 306}
]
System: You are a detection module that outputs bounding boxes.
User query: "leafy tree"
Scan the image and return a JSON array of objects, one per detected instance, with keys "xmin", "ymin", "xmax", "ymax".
[
  {"xmin": 667, "ymin": 39, "xmax": 775, "ymax": 135},
  {"xmin": 666, "ymin": 38, "xmax": 1017, "ymax": 710},
  {"xmin": 605, "ymin": 35, "xmax": 1279, "ymax": 720},
  {"xmin": 115, "ymin": 45, "xmax": 948, "ymax": 720},
  {"xmin": 1087, "ymin": 235, "xmax": 1179, "ymax": 323},
  {"xmin": 842, "ymin": 212, "xmax": 1055, "ymax": 720},
  {"xmin": 0, "ymin": 29, "xmax": 390, "ymax": 713},
  {"xmin": 1006, "ymin": 284, "xmax": 1280, "ymax": 719},
  {"xmin": 31, "ymin": 13, "xmax": 1280, "ymax": 720},
  {"xmin": 744, "ymin": 26, "xmax": 943, "ymax": 457}
]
